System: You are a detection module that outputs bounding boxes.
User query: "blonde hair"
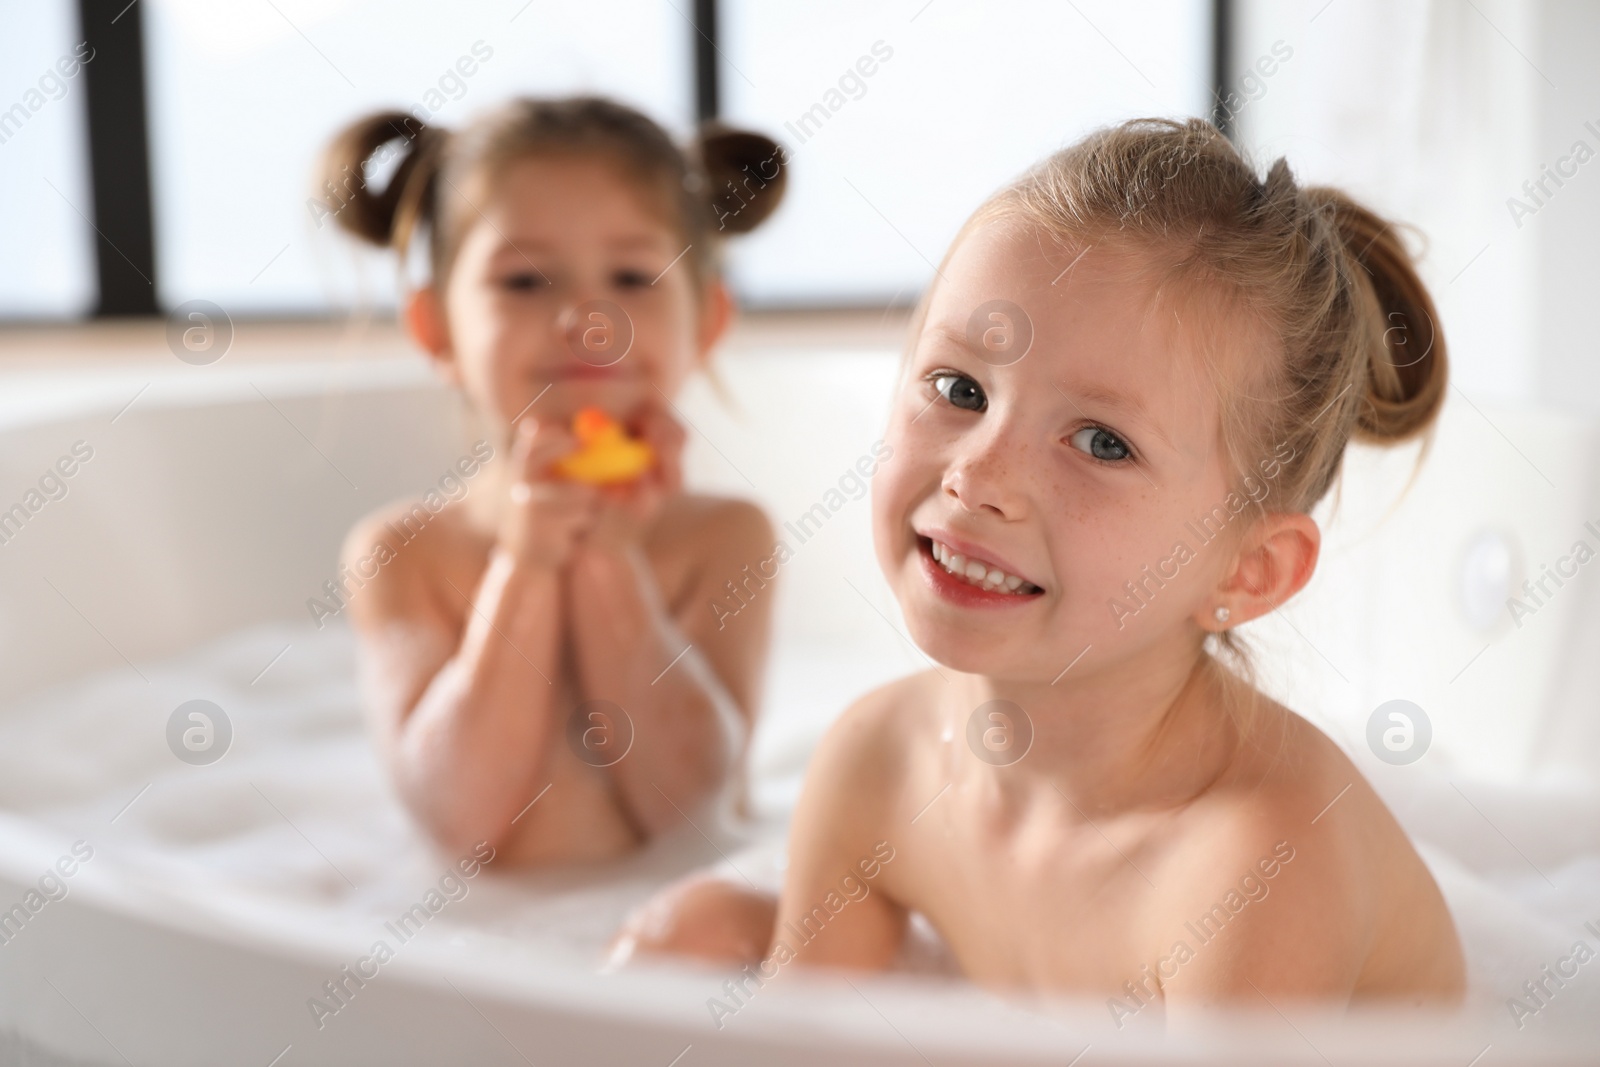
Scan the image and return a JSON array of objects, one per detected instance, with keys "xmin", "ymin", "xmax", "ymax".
[{"xmin": 959, "ymin": 117, "xmax": 1447, "ymax": 519}]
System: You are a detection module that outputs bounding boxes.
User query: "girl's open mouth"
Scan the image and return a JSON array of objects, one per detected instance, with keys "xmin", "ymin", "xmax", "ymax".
[{"xmin": 917, "ymin": 536, "xmax": 1044, "ymax": 607}]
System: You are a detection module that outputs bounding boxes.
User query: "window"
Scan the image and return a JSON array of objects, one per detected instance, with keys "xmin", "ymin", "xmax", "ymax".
[
  {"xmin": 719, "ymin": 0, "xmax": 1212, "ymax": 306},
  {"xmin": 0, "ymin": 2, "xmax": 96, "ymax": 318},
  {"xmin": 5, "ymin": 1, "xmax": 1212, "ymax": 318},
  {"xmin": 143, "ymin": 0, "xmax": 693, "ymax": 314}
]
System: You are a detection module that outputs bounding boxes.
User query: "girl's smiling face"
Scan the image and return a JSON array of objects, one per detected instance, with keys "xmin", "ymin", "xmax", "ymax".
[
  {"xmin": 875, "ymin": 218, "xmax": 1254, "ymax": 682},
  {"xmin": 422, "ymin": 154, "xmax": 724, "ymax": 432}
]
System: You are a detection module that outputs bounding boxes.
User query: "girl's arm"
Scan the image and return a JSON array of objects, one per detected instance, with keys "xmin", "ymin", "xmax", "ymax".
[
  {"xmin": 565, "ymin": 401, "xmax": 775, "ymax": 834},
  {"xmin": 604, "ymin": 689, "xmax": 910, "ymax": 974},
  {"xmin": 351, "ymin": 420, "xmax": 597, "ymax": 855},
  {"xmin": 772, "ymin": 688, "xmax": 909, "ymax": 970}
]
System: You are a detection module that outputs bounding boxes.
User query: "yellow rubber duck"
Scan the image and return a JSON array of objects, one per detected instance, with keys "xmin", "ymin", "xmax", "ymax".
[{"xmin": 553, "ymin": 406, "xmax": 655, "ymax": 486}]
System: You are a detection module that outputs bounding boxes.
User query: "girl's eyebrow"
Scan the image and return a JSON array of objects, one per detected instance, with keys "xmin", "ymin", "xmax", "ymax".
[{"xmin": 927, "ymin": 323, "xmax": 979, "ymax": 353}]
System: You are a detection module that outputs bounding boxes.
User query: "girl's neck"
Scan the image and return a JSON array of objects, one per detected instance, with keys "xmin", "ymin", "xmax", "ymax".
[{"xmin": 950, "ymin": 639, "xmax": 1251, "ymax": 817}]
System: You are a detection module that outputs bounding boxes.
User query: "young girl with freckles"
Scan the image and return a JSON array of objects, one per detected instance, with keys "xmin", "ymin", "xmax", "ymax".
[
  {"xmin": 323, "ymin": 99, "xmax": 788, "ymax": 867},
  {"xmin": 613, "ymin": 118, "xmax": 1466, "ymax": 1016}
]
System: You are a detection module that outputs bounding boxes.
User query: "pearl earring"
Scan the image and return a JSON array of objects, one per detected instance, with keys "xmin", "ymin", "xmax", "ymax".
[{"xmin": 1214, "ymin": 605, "xmax": 1230, "ymax": 624}]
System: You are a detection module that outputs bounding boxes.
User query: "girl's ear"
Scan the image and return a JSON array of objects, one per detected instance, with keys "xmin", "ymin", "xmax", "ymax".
[
  {"xmin": 404, "ymin": 287, "xmax": 458, "ymax": 383},
  {"xmin": 696, "ymin": 278, "xmax": 735, "ymax": 367},
  {"xmin": 1203, "ymin": 512, "xmax": 1321, "ymax": 631}
]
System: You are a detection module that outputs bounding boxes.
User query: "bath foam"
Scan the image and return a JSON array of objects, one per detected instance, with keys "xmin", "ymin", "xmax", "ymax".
[
  {"xmin": 0, "ymin": 622, "xmax": 1593, "ymax": 1026},
  {"xmin": 0, "ymin": 622, "xmax": 959, "ymax": 987}
]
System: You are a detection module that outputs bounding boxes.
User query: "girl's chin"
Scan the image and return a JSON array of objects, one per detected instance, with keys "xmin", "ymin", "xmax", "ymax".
[
  {"xmin": 901, "ymin": 614, "xmax": 1024, "ymax": 675},
  {"xmin": 896, "ymin": 584, "xmax": 1090, "ymax": 682}
]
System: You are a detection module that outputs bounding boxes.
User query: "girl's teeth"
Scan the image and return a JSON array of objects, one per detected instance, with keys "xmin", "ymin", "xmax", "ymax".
[{"xmin": 928, "ymin": 540, "xmax": 1035, "ymax": 595}]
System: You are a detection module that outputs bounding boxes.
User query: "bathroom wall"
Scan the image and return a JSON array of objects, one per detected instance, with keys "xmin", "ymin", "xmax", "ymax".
[{"xmin": 1235, "ymin": 0, "xmax": 1600, "ymax": 417}]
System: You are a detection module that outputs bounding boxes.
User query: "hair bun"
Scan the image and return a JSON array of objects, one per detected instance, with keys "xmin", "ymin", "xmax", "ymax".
[
  {"xmin": 1257, "ymin": 156, "xmax": 1299, "ymax": 221},
  {"xmin": 318, "ymin": 110, "xmax": 437, "ymax": 248},
  {"xmin": 1309, "ymin": 187, "xmax": 1449, "ymax": 443},
  {"xmin": 697, "ymin": 124, "xmax": 787, "ymax": 234}
]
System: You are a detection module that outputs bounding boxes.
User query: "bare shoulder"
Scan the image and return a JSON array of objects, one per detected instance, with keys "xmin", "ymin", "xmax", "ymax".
[
  {"xmin": 795, "ymin": 672, "xmax": 942, "ymax": 833},
  {"xmin": 1157, "ymin": 698, "xmax": 1459, "ymax": 1002},
  {"xmin": 817, "ymin": 672, "xmax": 939, "ymax": 776},
  {"xmin": 339, "ymin": 497, "xmax": 485, "ymax": 631},
  {"xmin": 1196, "ymin": 703, "xmax": 1371, "ymax": 841},
  {"xmin": 1165, "ymin": 704, "xmax": 1374, "ymax": 909}
]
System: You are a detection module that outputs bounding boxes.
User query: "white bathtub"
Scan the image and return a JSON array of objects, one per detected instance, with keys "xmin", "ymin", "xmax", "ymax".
[{"xmin": 0, "ymin": 345, "xmax": 1595, "ymax": 1065}]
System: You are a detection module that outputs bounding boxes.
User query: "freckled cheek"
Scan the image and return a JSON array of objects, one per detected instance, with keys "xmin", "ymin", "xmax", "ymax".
[
  {"xmin": 449, "ymin": 289, "xmax": 527, "ymax": 370},
  {"xmin": 482, "ymin": 326, "xmax": 537, "ymax": 390},
  {"xmin": 1040, "ymin": 484, "xmax": 1174, "ymax": 599},
  {"xmin": 870, "ymin": 445, "xmax": 938, "ymax": 561},
  {"xmin": 633, "ymin": 313, "xmax": 696, "ymax": 387},
  {"xmin": 870, "ymin": 464, "xmax": 912, "ymax": 554},
  {"xmin": 448, "ymin": 321, "xmax": 508, "ymax": 398}
]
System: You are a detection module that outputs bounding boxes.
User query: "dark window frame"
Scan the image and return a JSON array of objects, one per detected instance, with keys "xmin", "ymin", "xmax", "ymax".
[
  {"xmin": 77, "ymin": 0, "xmax": 158, "ymax": 317},
  {"xmin": 1211, "ymin": 0, "xmax": 1236, "ymax": 138}
]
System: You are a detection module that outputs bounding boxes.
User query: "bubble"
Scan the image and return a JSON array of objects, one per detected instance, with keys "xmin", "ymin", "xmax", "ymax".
[
  {"xmin": 166, "ymin": 300, "xmax": 233, "ymax": 365},
  {"xmin": 564, "ymin": 300, "xmax": 634, "ymax": 367},
  {"xmin": 965, "ymin": 299, "xmax": 1033, "ymax": 367},
  {"xmin": 566, "ymin": 700, "xmax": 634, "ymax": 768},
  {"xmin": 965, "ymin": 699, "xmax": 1033, "ymax": 766},
  {"xmin": 166, "ymin": 699, "xmax": 232, "ymax": 765},
  {"xmin": 1365, "ymin": 699, "xmax": 1431, "ymax": 765}
]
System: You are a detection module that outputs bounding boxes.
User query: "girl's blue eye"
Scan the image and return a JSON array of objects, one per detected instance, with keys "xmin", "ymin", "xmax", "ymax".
[
  {"xmin": 933, "ymin": 373, "xmax": 986, "ymax": 412},
  {"xmin": 1070, "ymin": 426, "xmax": 1133, "ymax": 462}
]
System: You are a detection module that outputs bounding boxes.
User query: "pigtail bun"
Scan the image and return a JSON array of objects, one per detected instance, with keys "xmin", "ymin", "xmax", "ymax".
[
  {"xmin": 318, "ymin": 110, "xmax": 439, "ymax": 250},
  {"xmin": 1309, "ymin": 187, "xmax": 1449, "ymax": 443},
  {"xmin": 697, "ymin": 124, "xmax": 787, "ymax": 234}
]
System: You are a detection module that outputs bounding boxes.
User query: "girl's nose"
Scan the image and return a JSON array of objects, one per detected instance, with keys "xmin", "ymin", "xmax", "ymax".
[
  {"xmin": 941, "ymin": 426, "xmax": 1028, "ymax": 521},
  {"xmin": 554, "ymin": 287, "xmax": 592, "ymax": 337},
  {"xmin": 559, "ymin": 290, "xmax": 631, "ymax": 367}
]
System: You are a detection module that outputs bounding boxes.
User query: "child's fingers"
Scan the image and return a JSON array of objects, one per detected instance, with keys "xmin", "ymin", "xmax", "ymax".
[
  {"xmin": 634, "ymin": 404, "xmax": 687, "ymax": 459},
  {"xmin": 513, "ymin": 418, "xmax": 579, "ymax": 482},
  {"xmin": 620, "ymin": 479, "xmax": 665, "ymax": 523},
  {"xmin": 649, "ymin": 452, "xmax": 682, "ymax": 499},
  {"xmin": 501, "ymin": 479, "xmax": 599, "ymax": 563},
  {"xmin": 633, "ymin": 405, "xmax": 685, "ymax": 493}
]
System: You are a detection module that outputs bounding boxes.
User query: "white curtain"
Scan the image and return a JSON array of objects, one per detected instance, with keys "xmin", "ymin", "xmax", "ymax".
[{"xmin": 1234, "ymin": 0, "xmax": 1548, "ymax": 404}]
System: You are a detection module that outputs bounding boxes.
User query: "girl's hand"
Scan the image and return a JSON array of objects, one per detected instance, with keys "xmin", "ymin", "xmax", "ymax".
[
  {"xmin": 581, "ymin": 399, "xmax": 687, "ymax": 552},
  {"xmin": 498, "ymin": 418, "xmax": 599, "ymax": 569}
]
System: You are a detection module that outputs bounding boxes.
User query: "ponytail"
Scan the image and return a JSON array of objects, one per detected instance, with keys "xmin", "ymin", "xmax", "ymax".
[
  {"xmin": 1309, "ymin": 188, "xmax": 1449, "ymax": 444},
  {"xmin": 317, "ymin": 110, "xmax": 443, "ymax": 257},
  {"xmin": 696, "ymin": 124, "xmax": 788, "ymax": 235}
]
